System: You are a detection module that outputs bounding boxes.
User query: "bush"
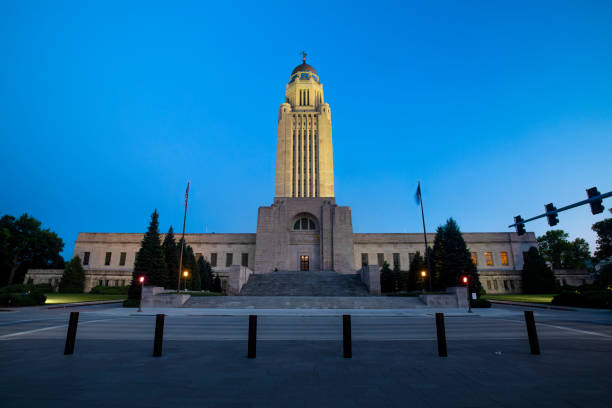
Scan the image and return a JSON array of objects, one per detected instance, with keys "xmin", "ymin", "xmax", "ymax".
[
  {"xmin": 122, "ymin": 298, "xmax": 140, "ymax": 308},
  {"xmin": 552, "ymin": 289, "xmax": 612, "ymax": 309},
  {"xmin": 0, "ymin": 285, "xmax": 47, "ymax": 306},
  {"xmin": 34, "ymin": 283, "xmax": 54, "ymax": 292},
  {"xmin": 471, "ymin": 298, "xmax": 492, "ymax": 308},
  {"xmin": 90, "ymin": 285, "xmax": 129, "ymax": 295}
]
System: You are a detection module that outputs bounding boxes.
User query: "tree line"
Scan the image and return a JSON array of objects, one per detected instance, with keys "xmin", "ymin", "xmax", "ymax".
[{"xmin": 127, "ymin": 210, "xmax": 222, "ymax": 301}]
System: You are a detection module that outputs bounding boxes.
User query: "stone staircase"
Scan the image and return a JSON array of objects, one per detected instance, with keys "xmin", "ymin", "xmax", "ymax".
[{"xmin": 239, "ymin": 270, "xmax": 370, "ymax": 296}]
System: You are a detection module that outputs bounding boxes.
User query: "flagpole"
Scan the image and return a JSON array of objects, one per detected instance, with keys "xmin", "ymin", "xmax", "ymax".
[
  {"xmin": 177, "ymin": 181, "xmax": 189, "ymax": 292},
  {"xmin": 418, "ymin": 181, "xmax": 433, "ymax": 291}
]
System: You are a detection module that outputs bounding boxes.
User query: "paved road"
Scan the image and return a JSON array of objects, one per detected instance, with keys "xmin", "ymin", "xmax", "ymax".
[{"xmin": 1, "ymin": 303, "xmax": 611, "ymax": 407}]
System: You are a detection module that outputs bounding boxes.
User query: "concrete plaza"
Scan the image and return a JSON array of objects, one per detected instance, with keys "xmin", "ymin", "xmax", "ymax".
[{"xmin": 1, "ymin": 303, "xmax": 611, "ymax": 407}]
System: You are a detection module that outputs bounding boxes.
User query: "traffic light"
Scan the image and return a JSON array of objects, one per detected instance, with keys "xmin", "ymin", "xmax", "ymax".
[
  {"xmin": 514, "ymin": 215, "xmax": 526, "ymax": 236},
  {"xmin": 545, "ymin": 203, "xmax": 559, "ymax": 226},
  {"xmin": 587, "ymin": 187, "xmax": 605, "ymax": 214},
  {"xmin": 461, "ymin": 276, "xmax": 468, "ymax": 285}
]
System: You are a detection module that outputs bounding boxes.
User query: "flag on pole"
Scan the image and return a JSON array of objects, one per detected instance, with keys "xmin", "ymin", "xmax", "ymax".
[
  {"xmin": 185, "ymin": 181, "xmax": 190, "ymax": 207},
  {"xmin": 415, "ymin": 181, "xmax": 422, "ymax": 205}
]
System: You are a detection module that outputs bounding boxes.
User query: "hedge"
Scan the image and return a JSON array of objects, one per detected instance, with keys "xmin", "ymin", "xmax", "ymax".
[
  {"xmin": 0, "ymin": 285, "xmax": 47, "ymax": 306},
  {"xmin": 552, "ymin": 289, "xmax": 612, "ymax": 309},
  {"xmin": 90, "ymin": 285, "xmax": 130, "ymax": 295}
]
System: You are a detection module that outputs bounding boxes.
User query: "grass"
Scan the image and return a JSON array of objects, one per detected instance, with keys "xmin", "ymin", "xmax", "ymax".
[
  {"xmin": 483, "ymin": 294, "xmax": 558, "ymax": 304},
  {"xmin": 44, "ymin": 293, "xmax": 126, "ymax": 304}
]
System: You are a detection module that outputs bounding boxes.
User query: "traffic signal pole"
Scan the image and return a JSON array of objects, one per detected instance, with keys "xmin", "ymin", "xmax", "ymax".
[{"xmin": 509, "ymin": 189, "xmax": 612, "ymax": 230}]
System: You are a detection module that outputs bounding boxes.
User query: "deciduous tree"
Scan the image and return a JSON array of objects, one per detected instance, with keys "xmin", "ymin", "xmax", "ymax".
[{"xmin": 592, "ymin": 219, "xmax": 612, "ymax": 262}]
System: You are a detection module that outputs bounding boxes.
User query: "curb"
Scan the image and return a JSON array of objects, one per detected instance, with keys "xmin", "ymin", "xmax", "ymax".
[
  {"xmin": 46, "ymin": 300, "xmax": 125, "ymax": 309},
  {"xmin": 489, "ymin": 299, "xmax": 574, "ymax": 311}
]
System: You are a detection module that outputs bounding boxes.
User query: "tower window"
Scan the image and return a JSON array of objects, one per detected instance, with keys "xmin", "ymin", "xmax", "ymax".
[{"xmin": 293, "ymin": 217, "xmax": 316, "ymax": 230}]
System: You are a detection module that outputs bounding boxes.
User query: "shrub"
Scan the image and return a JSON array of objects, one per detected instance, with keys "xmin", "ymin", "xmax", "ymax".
[
  {"xmin": 551, "ymin": 291, "xmax": 585, "ymax": 307},
  {"xmin": 123, "ymin": 298, "xmax": 140, "ymax": 308},
  {"xmin": 0, "ymin": 285, "xmax": 47, "ymax": 306},
  {"xmin": 34, "ymin": 283, "xmax": 54, "ymax": 292},
  {"xmin": 471, "ymin": 298, "xmax": 492, "ymax": 308},
  {"xmin": 90, "ymin": 285, "xmax": 129, "ymax": 295}
]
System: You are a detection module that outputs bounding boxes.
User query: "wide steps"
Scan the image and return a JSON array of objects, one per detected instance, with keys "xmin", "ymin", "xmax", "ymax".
[{"xmin": 239, "ymin": 270, "xmax": 370, "ymax": 297}]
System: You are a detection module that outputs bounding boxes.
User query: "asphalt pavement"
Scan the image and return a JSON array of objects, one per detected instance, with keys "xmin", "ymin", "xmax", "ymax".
[{"xmin": 1, "ymin": 303, "xmax": 611, "ymax": 407}]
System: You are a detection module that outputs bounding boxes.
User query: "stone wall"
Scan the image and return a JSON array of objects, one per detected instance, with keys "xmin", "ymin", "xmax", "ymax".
[{"xmin": 359, "ymin": 265, "xmax": 381, "ymax": 294}]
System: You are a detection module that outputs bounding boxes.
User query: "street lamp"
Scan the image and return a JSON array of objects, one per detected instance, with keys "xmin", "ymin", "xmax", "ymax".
[
  {"xmin": 420, "ymin": 270, "xmax": 427, "ymax": 292},
  {"xmin": 138, "ymin": 276, "xmax": 144, "ymax": 312},
  {"xmin": 462, "ymin": 276, "xmax": 472, "ymax": 313},
  {"xmin": 183, "ymin": 270, "xmax": 189, "ymax": 292}
]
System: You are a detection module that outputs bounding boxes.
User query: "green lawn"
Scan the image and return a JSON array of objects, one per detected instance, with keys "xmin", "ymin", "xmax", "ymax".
[
  {"xmin": 483, "ymin": 294, "xmax": 557, "ymax": 304},
  {"xmin": 44, "ymin": 293, "xmax": 126, "ymax": 304}
]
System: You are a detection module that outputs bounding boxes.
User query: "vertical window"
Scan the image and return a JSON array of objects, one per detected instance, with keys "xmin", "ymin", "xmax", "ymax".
[
  {"xmin": 510, "ymin": 281, "xmax": 515, "ymax": 289},
  {"xmin": 471, "ymin": 252, "xmax": 478, "ymax": 266},
  {"xmin": 115, "ymin": 280, "xmax": 119, "ymax": 286},
  {"xmin": 393, "ymin": 253, "xmax": 400, "ymax": 269},
  {"xmin": 361, "ymin": 253, "xmax": 369, "ymax": 267},
  {"xmin": 377, "ymin": 253, "xmax": 384, "ymax": 267},
  {"xmin": 487, "ymin": 280, "xmax": 492, "ymax": 290},
  {"xmin": 226, "ymin": 253, "xmax": 233, "ymax": 267},
  {"xmin": 119, "ymin": 252, "xmax": 127, "ymax": 266},
  {"xmin": 196, "ymin": 253, "xmax": 202, "ymax": 261},
  {"xmin": 105, "ymin": 252, "xmax": 112, "ymax": 266},
  {"xmin": 121, "ymin": 280, "xmax": 125, "ymax": 286},
  {"xmin": 105, "ymin": 280, "xmax": 109, "ymax": 287},
  {"xmin": 408, "ymin": 253, "xmax": 415, "ymax": 264},
  {"xmin": 211, "ymin": 253, "xmax": 217, "ymax": 267},
  {"xmin": 83, "ymin": 252, "xmax": 90, "ymax": 266},
  {"xmin": 485, "ymin": 252, "xmax": 494, "ymax": 266},
  {"xmin": 99, "ymin": 280, "xmax": 103, "ymax": 286},
  {"xmin": 500, "ymin": 252, "xmax": 509, "ymax": 266},
  {"xmin": 503, "ymin": 280, "xmax": 509, "ymax": 290},
  {"xmin": 493, "ymin": 280, "xmax": 498, "ymax": 289},
  {"xmin": 241, "ymin": 253, "xmax": 248, "ymax": 267}
]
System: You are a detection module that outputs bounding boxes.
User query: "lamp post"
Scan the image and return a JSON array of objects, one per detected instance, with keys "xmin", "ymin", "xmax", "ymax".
[
  {"xmin": 138, "ymin": 276, "xmax": 144, "ymax": 312},
  {"xmin": 462, "ymin": 276, "xmax": 472, "ymax": 313},
  {"xmin": 183, "ymin": 270, "xmax": 189, "ymax": 292},
  {"xmin": 420, "ymin": 270, "xmax": 427, "ymax": 292}
]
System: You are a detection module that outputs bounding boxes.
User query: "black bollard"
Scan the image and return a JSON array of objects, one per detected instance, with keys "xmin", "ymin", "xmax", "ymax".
[
  {"xmin": 524, "ymin": 311, "xmax": 540, "ymax": 355},
  {"xmin": 153, "ymin": 314, "xmax": 165, "ymax": 357},
  {"xmin": 343, "ymin": 314, "xmax": 352, "ymax": 358},
  {"xmin": 248, "ymin": 315, "xmax": 257, "ymax": 358},
  {"xmin": 435, "ymin": 313, "xmax": 447, "ymax": 357},
  {"xmin": 64, "ymin": 312, "xmax": 79, "ymax": 355}
]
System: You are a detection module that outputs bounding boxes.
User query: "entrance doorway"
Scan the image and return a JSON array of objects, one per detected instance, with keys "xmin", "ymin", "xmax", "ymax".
[{"xmin": 300, "ymin": 255, "xmax": 309, "ymax": 271}]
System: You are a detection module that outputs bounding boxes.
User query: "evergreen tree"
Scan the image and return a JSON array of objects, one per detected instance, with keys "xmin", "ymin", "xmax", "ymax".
[
  {"xmin": 198, "ymin": 256, "xmax": 213, "ymax": 291},
  {"xmin": 522, "ymin": 247, "xmax": 557, "ymax": 293},
  {"xmin": 162, "ymin": 226, "xmax": 179, "ymax": 289},
  {"xmin": 392, "ymin": 263, "xmax": 401, "ymax": 292},
  {"xmin": 408, "ymin": 251, "xmax": 426, "ymax": 291},
  {"xmin": 212, "ymin": 273, "xmax": 222, "ymax": 293},
  {"xmin": 380, "ymin": 261, "xmax": 394, "ymax": 293},
  {"xmin": 431, "ymin": 218, "xmax": 482, "ymax": 295},
  {"xmin": 128, "ymin": 210, "xmax": 167, "ymax": 300},
  {"xmin": 178, "ymin": 239, "xmax": 201, "ymax": 291},
  {"xmin": 59, "ymin": 256, "xmax": 85, "ymax": 293}
]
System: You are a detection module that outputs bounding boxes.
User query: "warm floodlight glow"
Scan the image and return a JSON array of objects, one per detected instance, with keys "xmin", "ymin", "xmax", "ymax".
[
  {"xmin": 183, "ymin": 271, "xmax": 189, "ymax": 277},
  {"xmin": 421, "ymin": 270, "xmax": 427, "ymax": 277}
]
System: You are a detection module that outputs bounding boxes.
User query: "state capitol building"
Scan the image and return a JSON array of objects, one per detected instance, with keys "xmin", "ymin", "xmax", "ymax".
[{"xmin": 26, "ymin": 57, "xmax": 541, "ymax": 294}]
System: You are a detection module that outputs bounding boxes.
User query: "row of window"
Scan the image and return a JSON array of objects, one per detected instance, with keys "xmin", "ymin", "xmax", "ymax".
[
  {"xmin": 82, "ymin": 251, "xmax": 128, "ymax": 267},
  {"xmin": 82, "ymin": 251, "xmax": 250, "ymax": 268},
  {"xmin": 485, "ymin": 279, "xmax": 517, "ymax": 291},
  {"xmin": 361, "ymin": 251, "xmax": 512, "ymax": 269}
]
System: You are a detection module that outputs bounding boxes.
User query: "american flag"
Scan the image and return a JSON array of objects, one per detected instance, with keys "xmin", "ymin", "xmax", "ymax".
[
  {"xmin": 415, "ymin": 181, "xmax": 422, "ymax": 205},
  {"xmin": 185, "ymin": 181, "xmax": 190, "ymax": 207}
]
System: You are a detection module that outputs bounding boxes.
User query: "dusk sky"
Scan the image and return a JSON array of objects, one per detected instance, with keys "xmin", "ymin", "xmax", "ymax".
[{"xmin": 1, "ymin": 1, "xmax": 611, "ymax": 258}]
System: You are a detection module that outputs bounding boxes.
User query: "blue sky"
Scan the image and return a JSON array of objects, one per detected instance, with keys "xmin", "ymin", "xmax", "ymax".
[{"xmin": 1, "ymin": 1, "xmax": 611, "ymax": 258}]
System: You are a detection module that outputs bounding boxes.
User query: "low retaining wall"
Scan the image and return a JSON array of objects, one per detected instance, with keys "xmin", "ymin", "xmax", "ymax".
[
  {"xmin": 419, "ymin": 286, "xmax": 468, "ymax": 308},
  {"xmin": 141, "ymin": 286, "xmax": 190, "ymax": 307},
  {"xmin": 359, "ymin": 265, "xmax": 381, "ymax": 295}
]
